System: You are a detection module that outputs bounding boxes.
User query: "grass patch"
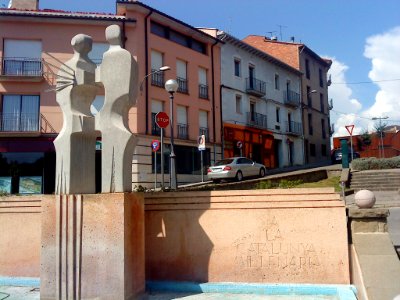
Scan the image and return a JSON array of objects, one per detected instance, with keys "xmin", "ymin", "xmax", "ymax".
[
  {"xmin": 256, "ymin": 176, "xmax": 341, "ymax": 192},
  {"xmin": 297, "ymin": 176, "xmax": 341, "ymax": 192}
]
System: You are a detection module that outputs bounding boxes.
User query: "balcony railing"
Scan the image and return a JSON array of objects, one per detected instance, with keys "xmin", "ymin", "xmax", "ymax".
[
  {"xmin": 177, "ymin": 123, "xmax": 188, "ymax": 139},
  {"xmin": 1, "ymin": 57, "xmax": 43, "ymax": 76},
  {"xmin": 177, "ymin": 77, "xmax": 188, "ymax": 94},
  {"xmin": 151, "ymin": 69, "xmax": 165, "ymax": 88},
  {"xmin": 246, "ymin": 111, "xmax": 268, "ymax": 129},
  {"xmin": 286, "ymin": 121, "xmax": 302, "ymax": 136},
  {"xmin": 198, "ymin": 84, "xmax": 208, "ymax": 99},
  {"xmin": 151, "ymin": 112, "xmax": 161, "ymax": 136},
  {"xmin": 0, "ymin": 112, "xmax": 40, "ymax": 132},
  {"xmin": 199, "ymin": 127, "xmax": 209, "ymax": 142},
  {"xmin": 283, "ymin": 90, "xmax": 300, "ymax": 107},
  {"xmin": 330, "ymin": 124, "xmax": 334, "ymax": 136},
  {"xmin": 246, "ymin": 77, "xmax": 266, "ymax": 97}
]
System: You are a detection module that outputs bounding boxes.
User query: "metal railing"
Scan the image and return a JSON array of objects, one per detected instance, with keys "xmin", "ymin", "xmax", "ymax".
[
  {"xmin": 246, "ymin": 111, "xmax": 268, "ymax": 129},
  {"xmin": 246, "ymin": 77, "xmax": 266, "ymax": 96},
  {"xmin": 177, "ymin": 77, "xmax": 188, "ymax": 94},
  {"xmin": 151, "ymin": 113, "xmax": 161, "ymax": 136},
  {"xmin": 283, "ymin": 90, "xmax": 300, "ymax": 107},
  {"xmin": 151, "ymin": 69, "xmax": 165, "ymax": 88},
  {"xmin": 0, "ymin": 112, "xmax": 40, "ymax": 132},
  {"xmin": 177, "ymin": 123, "xmax": 188, "ymax": 139},
  {"xmin": 1, "ymin": 57, "xmax": 43, "ymax": 76},
  {"xmin": 198, "ymin": 84, "xmax": 208, "ymax": 99},
  {"xmin": 199, "ymin": 127, "xmax": 209, "ymax": 142},
  {"xmin": 286, "ymin": 121, "xmax": 302, "ymax": 135}
]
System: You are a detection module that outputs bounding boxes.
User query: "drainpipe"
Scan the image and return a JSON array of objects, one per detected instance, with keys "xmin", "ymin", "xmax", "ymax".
[
  {"xmin": 219, "ymin": 84, "xmax": 225, "ymax": 159},
  {"xmin": 211, "ymin": 40, "xmax": 218, "ymax": 163},
  {"xmin": 144, "ymin": 10, "xmax": 153, "ymax": 135},
  {"xmin": 300, "ymin": 73, "xmax": 306, "ymax": 166}
]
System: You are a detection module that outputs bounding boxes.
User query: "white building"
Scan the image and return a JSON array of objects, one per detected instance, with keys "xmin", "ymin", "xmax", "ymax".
[{"xmin": 209, "ymin": 30, "xmax": 304, "ymax": 168}]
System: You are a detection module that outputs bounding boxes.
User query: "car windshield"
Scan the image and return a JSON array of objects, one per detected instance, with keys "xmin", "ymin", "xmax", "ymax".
[{"xmin": 214, "ymin": 159, "xmax": 234, "ymax": 166}]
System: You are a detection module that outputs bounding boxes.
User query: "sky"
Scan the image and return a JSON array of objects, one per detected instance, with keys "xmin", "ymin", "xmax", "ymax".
[{"xmin": 3, "ymin": 0, "xmax": 399, "ymax": 137}]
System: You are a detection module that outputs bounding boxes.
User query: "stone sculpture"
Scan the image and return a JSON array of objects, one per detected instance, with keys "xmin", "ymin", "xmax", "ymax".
[{"xmin": 54, "ymin": 25, "xmax": 138, "ymax": 194}]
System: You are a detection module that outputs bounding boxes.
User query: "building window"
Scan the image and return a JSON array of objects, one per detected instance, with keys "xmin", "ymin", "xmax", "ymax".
[
  {"xmin": 235, "ymin": 95, "xmax": 242, "ymax": 114},
  {"xmin": 307, "ymin": 86, "xmax": 312, "ymax": 107},
  {"xmin": 321, "ymin": 144, "xmax": 327, "ymax": 157},
  {"xmin": 1, "ymin": 95, "xmax": 40, "ymax": 132},
  {"xmin": 274, "ymin": 74, "xmax": 280, "ymax": 90},
  {"xmin": 249, "ymin": 101, "xmax": 256, "ymax": 121},
  {"xmin": 3, "ymin": 39, "xmax": 42, "ymax": 76},
  {"xmin": 176, "ymin": 59, "xmax": 188, "ymax": 94},
  {"xmin": 151, "ymin": 50, "xmax": 165, "ymax": 87},
  {"xmin": 150, "ymin": 21, "xmax": 206, "ymax": 54},
  {"xmin": 319, "ymin": 68, "xmax": 323, "ymax": 87},
  {"xmin": 276, "ymin": 107, "xmax": 280, "ymax": 123},
  {"xmin": 321, "ymin": 118, "xmax": 326, "ymax": 139},
  {"xmin": 234, "ymin": 58, "xmax": 241, "ymax": 77},
  {"xmin": 310, "ymin": 143, "xmax": 316, "ymax": 157},
  {"xmin": 199, "ymin": 110, "xmax": 209, "ymax": 141},
  {"xmin": 88, "ymin": 42, "xmax": 109, "ymax": 65},
  {"xmin": 320, "ymin": 93, "xmax": 324, "ymax": 113},
  {"xmin": 305, "ymin": 59, "xmax": 310, "ymax": 79},
  {"xmin": 177, "ymin": 105, "xmax": 188, "ymax": 139},
  {"xmin": 308, "ymin": 113, "xmax": 313, "ymax": 135},
  {"xmin": 198, "ymin": 67, "xmax": 208, "ymax": 99}
]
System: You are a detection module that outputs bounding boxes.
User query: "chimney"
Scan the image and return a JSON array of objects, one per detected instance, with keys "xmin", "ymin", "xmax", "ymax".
[{"xmin": 8, "ymin": 0, "xmax": 38, "ymax": 10}]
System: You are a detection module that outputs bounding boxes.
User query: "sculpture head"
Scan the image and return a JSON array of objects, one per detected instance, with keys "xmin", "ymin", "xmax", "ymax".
[
  {"xmin": 105, "ymin": 24, "xmax": 121, "ymax": 46},
  {"xmin": 71, "ymin": 34, "xmax": 93, "ymax": 55}
]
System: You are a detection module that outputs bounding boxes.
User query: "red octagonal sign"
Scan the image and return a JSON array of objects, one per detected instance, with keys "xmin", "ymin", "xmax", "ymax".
[{"xmin": 155, "ymin": 111, "xmax": 170, "ymax": 128}]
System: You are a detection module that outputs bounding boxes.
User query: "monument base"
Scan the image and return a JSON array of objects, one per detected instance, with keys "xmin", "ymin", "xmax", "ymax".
[{"xmin": 41, "ymin": 193, "xmax": 145, "ymax": 300}]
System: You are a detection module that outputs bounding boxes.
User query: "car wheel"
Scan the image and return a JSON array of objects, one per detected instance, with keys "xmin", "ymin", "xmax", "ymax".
[
  {"xmin": 259, "ymin": 168, "xmax": 266, "ymax": 177},
  {"xmin": 212, "ymin": 179, "xmax": 221, "ymax": 184},
  {"xmin": 236, "ymin": 170, "xmax": 243, "ymax": 181}
]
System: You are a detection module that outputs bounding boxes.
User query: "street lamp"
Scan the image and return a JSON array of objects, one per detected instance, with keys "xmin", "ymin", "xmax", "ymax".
[
  {"xmin": 372, "ymin": 116, "xmax": 388, "ymax": 158},
  {"xmin": 165, "ymin": 79, "xmax": 179, "ymax": 190},
  {"xmin": 139, "ymin": 66, "xmax": 170, "ymax": 92}
]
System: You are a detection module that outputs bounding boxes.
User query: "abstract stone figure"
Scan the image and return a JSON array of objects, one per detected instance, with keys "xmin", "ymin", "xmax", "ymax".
[
  {"xmin": 95, "ymin": 24, "xmax": 138, "ymax": 192},
  {"xmin": 54, "ymin": 34, "xmax": 98, "ymax": 194}
]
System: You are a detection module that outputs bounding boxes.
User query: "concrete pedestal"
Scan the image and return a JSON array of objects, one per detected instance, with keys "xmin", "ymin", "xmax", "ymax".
[{"xmin": 41, "ymin": 193, "xmax": 145, "ymax": 300}]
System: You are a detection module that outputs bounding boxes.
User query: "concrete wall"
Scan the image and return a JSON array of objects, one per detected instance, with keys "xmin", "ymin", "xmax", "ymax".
[{"xmin": 145, "ymin": 188, "xmax": 350, "ymax": 284}]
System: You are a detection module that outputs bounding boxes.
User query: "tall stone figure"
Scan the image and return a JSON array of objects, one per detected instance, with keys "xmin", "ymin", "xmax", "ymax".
[
  {"xmin": 96, "ymin": 24, "xmax": 138, "ymax": 193},
  {"xmin": 54, "ymin": 34, "xmax": 98, "ymax": 194}
]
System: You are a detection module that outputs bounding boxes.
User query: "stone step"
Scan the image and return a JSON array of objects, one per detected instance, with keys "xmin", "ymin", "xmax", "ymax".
[
  {"xmin": 351, "ymin": 179, "xmax": 400, "ymax": 184},
  {"xmin": 351, "ymin": 186, "xmax": 399, "ymax": 191},
  {"xmin": 352, "ymin": 174, "xmax": 400, "ymax": 178}
]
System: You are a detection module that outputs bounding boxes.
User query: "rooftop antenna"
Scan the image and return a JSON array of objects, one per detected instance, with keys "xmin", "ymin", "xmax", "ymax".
[
  {"xmin": 266, "ymin": 31, "xmax": 277, "ymax": 38},
  {"xmin": 277, "ymin": 24, "xmax": 287, "ymax": 41}
]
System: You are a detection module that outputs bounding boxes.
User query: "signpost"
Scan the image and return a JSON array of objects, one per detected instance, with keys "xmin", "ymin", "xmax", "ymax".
[
  {"xmin": 151, "ymin": 139, "xmax": 160, "ymax": 189},
  {"xmin": 237, "ymin": 140, "xmax": 243, "ymax": 157},
  {"xmin": 345, "ymin": 125, "xmax": 355, "ymax": 161},
  {"xmin": 198, "ymin": 135, "xmax": 206, "ymax": 182},
  {"xmin": 155, "ymin": 112, "xmax": 170, "ymax": 189}
]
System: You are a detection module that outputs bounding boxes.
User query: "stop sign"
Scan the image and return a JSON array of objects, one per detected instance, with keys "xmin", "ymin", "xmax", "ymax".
[{"xmin": 155, "ymin": 112, "xmax": 170, "ymax": 128}]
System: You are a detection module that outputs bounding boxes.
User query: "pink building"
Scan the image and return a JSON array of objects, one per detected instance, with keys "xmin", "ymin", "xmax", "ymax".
[{"xmin": 0, "ymin": 0, "xmax": 221, "ymax": 193}]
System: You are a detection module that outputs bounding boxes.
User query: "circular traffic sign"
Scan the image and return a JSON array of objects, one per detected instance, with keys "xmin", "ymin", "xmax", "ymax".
[
  {"xmin": 155, "ymin": 111, "xmax": 169, "ymax": 128},
  {"xmin": 151, "ymin": 139, "xmax": 160, "ymax": 152},
  {"xmin": 236, "ymin": 140, "xmax": 243, "ymax": 149}
]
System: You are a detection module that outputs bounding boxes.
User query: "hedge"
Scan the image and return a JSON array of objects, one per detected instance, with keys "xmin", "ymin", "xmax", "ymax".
[{"xmin": 351, "ymin": 156, "xmax": 400, "ymax": 170}]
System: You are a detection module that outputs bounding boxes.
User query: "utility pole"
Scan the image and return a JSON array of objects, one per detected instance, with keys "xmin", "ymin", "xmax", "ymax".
[{"xmin": 372, "ymin": 116, "xmax": 388, "ymax": 158}]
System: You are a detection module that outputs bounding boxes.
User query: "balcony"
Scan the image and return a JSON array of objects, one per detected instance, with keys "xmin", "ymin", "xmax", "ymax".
[
  {"xmin": 199, "ymin": 127, "xmax": 209, "ymax": 142},
  {"xmin": 151, "ymin": 113, "xmax": 161, "ymax": 136},
  {"xmin": 330, "ymin": 124, "xmax": 335, "ymax": 136},
  {"xmin": 151, "ymin": 69, "xmax": 165, "ymax": 88},
  {"xmin": 0, "ymin": 57, "xmax": 43, "ymax": 82},
  {"xmin": 177, "ymin": 77, "xmax": 188, "ymax": 94},
  {"xmin": 177, "ymin": 123, "xmax": 188, "ymax": 139},
  {"xmin": 198, "ymin": 84, "xmax": 208, "ymax": 99},
  {"xmin": 246, "ymin": 77, "xmax": 266, "ymax": 97},
  {"xmin": 246, "ymin": 112, "xmax": 268, "ymax": 129},
  {"xmin": 286, "ymin": 121, "xmax": 302, "ymax": 136},
  {"xmin": 283, "ymin": 90, "xmax": 300, "ymax": 107}
]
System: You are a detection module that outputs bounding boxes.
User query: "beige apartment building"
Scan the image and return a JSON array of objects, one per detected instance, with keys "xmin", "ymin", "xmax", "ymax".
[{"xmin": 244, "ymin": 35, "xmax": 332, "ymax": 165}]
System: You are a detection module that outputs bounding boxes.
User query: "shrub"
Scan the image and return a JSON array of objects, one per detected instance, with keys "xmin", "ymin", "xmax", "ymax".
[
  {"xmin": 352, "ymin": 156, "xmax": 400, "ymax": 170},
  {"xmin": 256, "ymin": 180, "xmax": 277, "ymax": 189},
  {"xmin": 278, "ymin": 179, "xmax": 303, "ymax": 188}
]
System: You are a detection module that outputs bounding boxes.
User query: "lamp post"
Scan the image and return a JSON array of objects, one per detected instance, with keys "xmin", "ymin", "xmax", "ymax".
[
  {"xmin": 372, "ymin": 116, "xmax": 388, "ymax": 158},
  {"xmin": 165, "ymin": 79, "xmax": 178, "ymax": 190},
  {"xmin": 139, "ymin": 66, "xmax": 170, "ymax": 93}
]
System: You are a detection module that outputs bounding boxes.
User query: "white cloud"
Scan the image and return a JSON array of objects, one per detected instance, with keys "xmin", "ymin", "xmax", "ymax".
[
  {"xmin": 328, "ymin": 26, "xmax": 400, "ymax": 141},
  {"xmin": 327, "ymin": 58, "xmax": 364, "ymax": 137},
  {"xmin": 363, "ymin": 26, "xmax": 400, "ymax": 122}
]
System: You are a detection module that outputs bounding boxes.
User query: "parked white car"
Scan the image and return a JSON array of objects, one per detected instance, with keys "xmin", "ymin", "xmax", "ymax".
[{"xmin": 207, "ymin": 157, "xmax": 266, "ymax": 183}]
